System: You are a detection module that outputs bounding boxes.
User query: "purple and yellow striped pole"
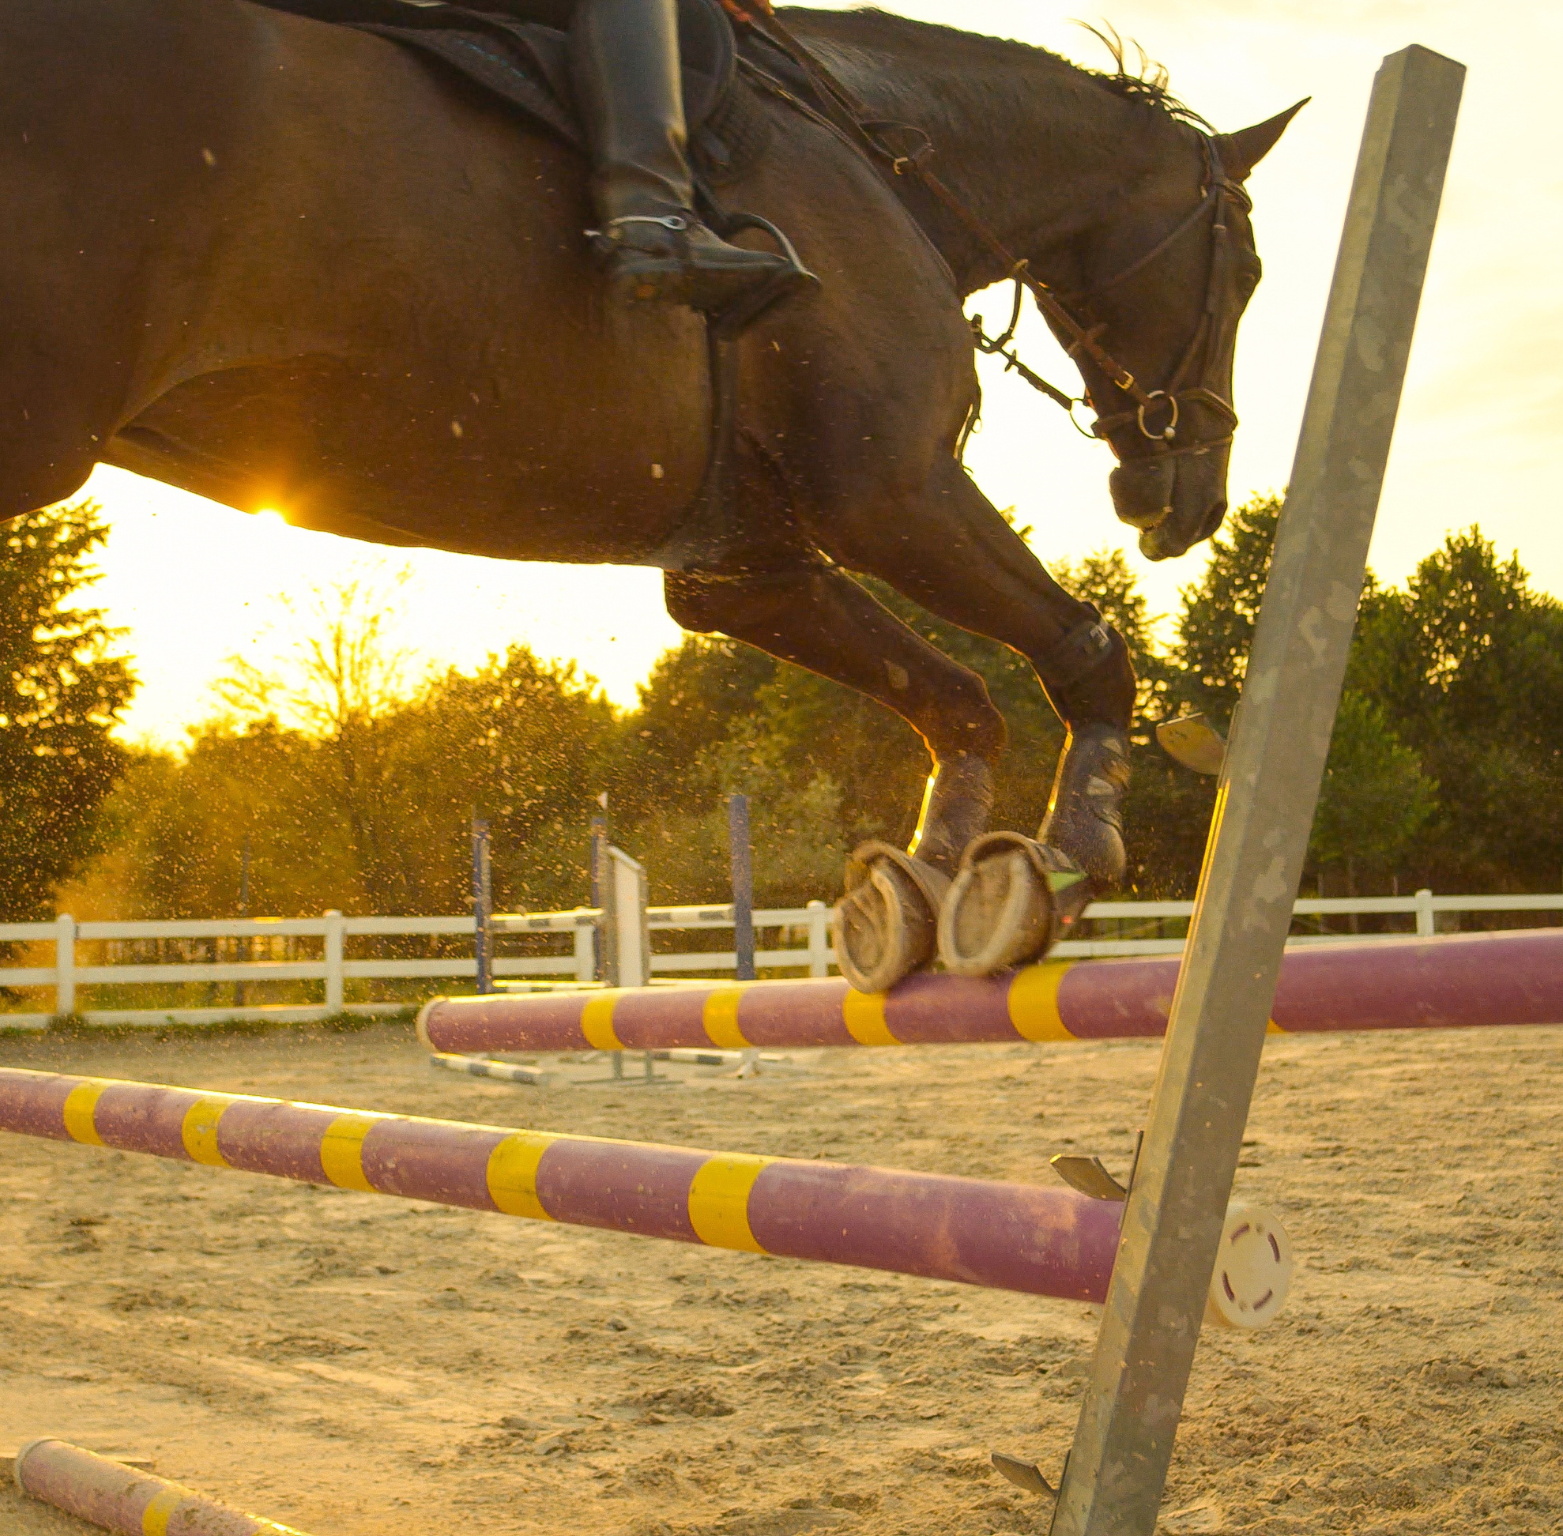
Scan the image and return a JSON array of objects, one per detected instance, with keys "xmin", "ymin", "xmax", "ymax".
[
  {"xmin": 13, "ymin": 1440, "xmax": 307, "ymax": 1535},
  {"xmin": 417, "ymin": 928, "xmax": 1563, "ymax": 1056},
  {"xmin": 0, "ymin": 1068, "xmax": 1121, "ymax": 1303}
]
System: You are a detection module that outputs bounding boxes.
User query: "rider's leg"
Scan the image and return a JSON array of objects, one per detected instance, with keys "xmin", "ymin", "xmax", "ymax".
[{"xmin": 570, "ymin": 0, "xmax": 792, "ymax": 311}]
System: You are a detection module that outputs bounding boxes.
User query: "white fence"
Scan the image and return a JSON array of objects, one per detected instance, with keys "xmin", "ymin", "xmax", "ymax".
[{"xmin": 3, "ymin": 891, "xmax": 1561, "ymax": 1030}]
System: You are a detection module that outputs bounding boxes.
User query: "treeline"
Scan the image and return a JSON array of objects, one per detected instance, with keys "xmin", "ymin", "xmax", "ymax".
[
  {"xmin": 1, "ymin": 503, "xmax": 133, "ymax": 920},
  {"xmin": 19, "ymin": 495, "xmax": 1563, "ymax": 921}
]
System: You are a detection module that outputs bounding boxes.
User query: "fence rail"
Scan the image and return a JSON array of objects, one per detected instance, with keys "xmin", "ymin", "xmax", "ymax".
[{"xmin": 3, "ymin": 890, "xmax": 1561, "ymax": 1030}]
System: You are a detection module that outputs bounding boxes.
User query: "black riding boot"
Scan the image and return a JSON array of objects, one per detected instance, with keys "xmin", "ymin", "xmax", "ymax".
[{"xmin": 571, "ymin": 0, "xmax": 792, "ymax": 313}]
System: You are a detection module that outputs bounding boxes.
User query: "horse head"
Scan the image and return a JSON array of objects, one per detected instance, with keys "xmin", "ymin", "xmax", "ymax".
[{"xmin": 1053, "ymin": 101, "xmax": 1305, "ymax": 561}]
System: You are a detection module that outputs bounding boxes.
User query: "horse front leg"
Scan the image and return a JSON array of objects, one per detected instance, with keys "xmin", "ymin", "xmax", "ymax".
[
  {"xmin": 803, "ymin": 458, "xmax": 1137, "ymax": 973},
  {"xmin": 664, "ymin": 561, "xmax": 1005, "ymax": 991}
]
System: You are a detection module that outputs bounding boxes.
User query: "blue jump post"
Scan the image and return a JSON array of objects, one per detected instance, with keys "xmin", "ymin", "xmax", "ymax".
[
  {"xmin": 729, "ymin": 792, "xmax": 761, "ymax": 1077},
  {"xmin": 729, "ymin": 793, "xmax": 755, "ymax": 984},
  {"xmin": 471, "ymin": 816, "xmax": 492, "ymax": 995}
]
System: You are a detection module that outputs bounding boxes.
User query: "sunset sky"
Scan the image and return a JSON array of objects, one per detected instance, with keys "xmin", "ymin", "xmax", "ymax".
[{"xmin": 81, "ymin": 0, "xmax": 1561, "ymax": 746}]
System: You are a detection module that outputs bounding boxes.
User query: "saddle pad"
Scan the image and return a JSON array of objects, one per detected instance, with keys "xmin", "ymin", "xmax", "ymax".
[{"xmin": 244, "ymin": 0, "xmax": 759, "ymax": 176}]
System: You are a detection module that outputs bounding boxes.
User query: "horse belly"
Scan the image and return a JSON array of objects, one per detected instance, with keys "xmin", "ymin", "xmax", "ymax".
[{"xmin": 109, "ymin": 326, "xmax": 711, "ymax": 563}]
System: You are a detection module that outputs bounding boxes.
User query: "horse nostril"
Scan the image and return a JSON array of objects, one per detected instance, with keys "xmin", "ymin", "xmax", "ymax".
[{"xmin": 1202, "ymin": 499, "xmax": 1228, "ymax": 539}]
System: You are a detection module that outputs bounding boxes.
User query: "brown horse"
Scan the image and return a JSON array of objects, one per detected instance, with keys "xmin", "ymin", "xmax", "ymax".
[{"xmin": 1, "ymin": 1, "xmax": 1296, "ymax": 985}]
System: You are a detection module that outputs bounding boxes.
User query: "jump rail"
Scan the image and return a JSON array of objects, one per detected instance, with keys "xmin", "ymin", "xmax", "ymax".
[
  {"xmin": 12, "ymin": 1439, "xmax": 308, "ymax": 1536},
  {"xmin": 3, "ymin": 891, "xmax": 1560, "ymax": 1030},
  {"xmin": 417, "ymin": 928, "xmax": 1563, "ymax": 1056},
  {"xmin": 0, "ymin": 1067, "xmax": 1286, "ymax": 1325}
]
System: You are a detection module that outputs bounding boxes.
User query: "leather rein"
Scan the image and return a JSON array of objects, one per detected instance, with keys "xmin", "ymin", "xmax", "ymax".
[{"xmin": 732, "ymin": 6, "xmax": 1252, "ymax": 463}]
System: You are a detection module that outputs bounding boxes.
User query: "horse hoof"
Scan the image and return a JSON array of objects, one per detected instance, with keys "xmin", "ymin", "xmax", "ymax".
[
  {"xmin": 938, "ymin": 832, "xmax": 1059, "ymax": 976},
  {"xmin": 834, "ymin": 842, "xmax": 949, "ymax": 993}
]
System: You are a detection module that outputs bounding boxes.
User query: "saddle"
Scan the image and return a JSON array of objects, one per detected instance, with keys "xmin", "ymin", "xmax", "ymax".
[{"xmin": 247, "ymin": 0, "xmax": 775, "ymax": 187}]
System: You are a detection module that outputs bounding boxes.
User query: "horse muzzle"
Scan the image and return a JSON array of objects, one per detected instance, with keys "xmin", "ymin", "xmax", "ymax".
[
  {"xmin": 1108, "ymin": 456, "xmax": 1175, "ymax": 534},
  {"xmin": 1109, "ymin": 446, "xmax": 1230, "ymax": 562}
]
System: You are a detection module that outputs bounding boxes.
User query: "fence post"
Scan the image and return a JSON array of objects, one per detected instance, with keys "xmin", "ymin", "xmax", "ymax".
[
  {"xmin": 728, "ymin": 795, "xmax": 760, "ymax": 1075},
  {"xmin": 1414, "ymin": 888, "xmax": 1435, "ymax": 938},
  {"xmin": 806, "ymin": 900, "xmax": 830, "ymax": 977},
  {"xmin": 55, "ymin": 914, "xmax": 77, "ymax": 1018},
  {"xmin": 323, "ymin": 910, "xmax": 345, "ymax": 1015}
]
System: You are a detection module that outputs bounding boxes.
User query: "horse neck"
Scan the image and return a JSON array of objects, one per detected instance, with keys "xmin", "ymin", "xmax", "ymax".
[{"xmin": 782, "ymin": 12, "xmax": 1198, "ymax": 297}]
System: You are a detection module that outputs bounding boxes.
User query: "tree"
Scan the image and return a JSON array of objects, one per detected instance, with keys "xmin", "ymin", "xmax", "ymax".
[
  {"xmin": 215, "ymin": 571, "xmax": 418, "ymax": 913},
  {"xmin": 1349, "ymin": 529, "xmax": 1563, "ymax": 890},
  {"xmin": 74, "ymin": 574, "xmax": 619, "ymax": 918},
  {"xmin": 408, "ymin": 647, "xmax": 620, "ymax": 912},
  {"xmin": 1105, "ymin": 496, "xmax": 1285, "ymax": 897},
  {"xmin": 0, "ymin": 500, "xmax": 134, "ymax": 918},
  {"xmin": 70, "ymin": 511, "xmax": 1563, "ymax": 920},
  {"xmin": 1128, "ymin": 491, "xmax": 1437, "ymax": 897},
  {"xmin": 1165, "ymin": 492, "xmax": 1283, "ymax": 731},
  {"xmin": 1308, "ymin": 691, "xmax": 1438, "ymax": 892},
  {"xmin": 93, "ymin": 722, "xmax": 332, "ymax": 919}
]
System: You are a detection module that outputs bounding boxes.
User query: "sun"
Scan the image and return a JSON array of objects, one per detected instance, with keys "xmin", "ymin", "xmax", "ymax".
[{"xmin": 254, "ymin": 507, "xmax": 288, "ymax": 528}]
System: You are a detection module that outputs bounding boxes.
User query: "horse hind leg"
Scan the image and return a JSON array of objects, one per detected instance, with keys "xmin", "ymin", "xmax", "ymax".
[{"xmin": 664, "ymin": 560, "xmax": 1006, "ymax": 992}]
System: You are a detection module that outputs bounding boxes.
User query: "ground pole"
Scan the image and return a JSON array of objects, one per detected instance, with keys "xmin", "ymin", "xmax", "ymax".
[{"xmin": 1049, "ymin": 45, "xmax": 1464, "ymax": 1535}]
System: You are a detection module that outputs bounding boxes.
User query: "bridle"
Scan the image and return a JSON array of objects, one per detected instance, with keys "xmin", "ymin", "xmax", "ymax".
[
  {"xmin": 958, "ymin": 135, "xmax": 1255, "ymax": 463},
  {"xmin": 728, "ymin": 5, "xmax": 1256, "ymax": 464}
]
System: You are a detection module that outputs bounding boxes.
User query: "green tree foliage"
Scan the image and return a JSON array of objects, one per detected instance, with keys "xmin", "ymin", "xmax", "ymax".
[
  {"xmin": 72, "ymin": 509, "xmax": 1563, "ymax": 918},
  {"xmin": 1165, "ymin": 492, "xmax": 1282, "ymax": 730},
  {"xmin": 1308, "ymin": 691, "xmax": 1438, "ymax": 889},
  {"xmin": 0, "ymin": 501, "xmax": 134, "ymax": 918},
  {"xmin": 1348, "ymin": 529, "xmax": 1563, "ymax": 890},
  {"xmin": 87, "ymin": 616, "xmax": 617, "ymax": 918},
  {"xmin": 1131, "ymin": 492, "xmax": 1438, "ymax": 896}
]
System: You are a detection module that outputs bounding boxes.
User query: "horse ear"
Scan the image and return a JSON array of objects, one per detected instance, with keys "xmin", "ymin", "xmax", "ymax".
[{"xmin": 1213, "ymin": 99, "xmax": 1309, "ymax": 182}]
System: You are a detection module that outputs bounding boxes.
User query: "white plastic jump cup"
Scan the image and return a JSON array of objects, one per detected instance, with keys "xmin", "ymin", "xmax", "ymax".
[{"xmin": 1205, "ymin": 1200, "xmax": 1294, "ymax": 1329}]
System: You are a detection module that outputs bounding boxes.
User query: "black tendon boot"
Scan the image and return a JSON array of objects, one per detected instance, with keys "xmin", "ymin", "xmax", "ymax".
[
  {"xmin": 906, "ymin": 752, "xmax": 994, "ymax": 879},
  {"xmin": 1038, "ymin": 721, "xmax": 1130, "ymax": 889},
  {"xmin": 571, "ymin": 0, "xmax": 793, "ymax": 313},
  {"xmin": 1036, "ymin": 610, "xmax": 1133, "ymax": 893}
]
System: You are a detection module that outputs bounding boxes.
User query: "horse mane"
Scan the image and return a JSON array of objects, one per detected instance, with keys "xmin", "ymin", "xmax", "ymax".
[
  {"xmin": 777, "ymin": 7, "xmax": 1211, "ymax": 133},
  {"xmin": 1070, "ymin": 21, "xmax": 1213, "ymax": 131}
]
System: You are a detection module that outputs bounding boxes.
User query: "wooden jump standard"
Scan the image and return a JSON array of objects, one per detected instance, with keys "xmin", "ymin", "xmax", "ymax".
[
  {"xmin": 1047, "ymin": 49, "xmax": 1464, "ymax": 1532},
  {"xmin": 0, "ymin": 1066, "xmax": 1128, "ymax": 1303},
  {"xmin": 417, "ymin": 928, "xmax": 1563, "ymax": 1056},
  {"xmin": 12, "ymin": 1440, "xmax": 308, "ymax": 1536}
]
